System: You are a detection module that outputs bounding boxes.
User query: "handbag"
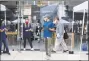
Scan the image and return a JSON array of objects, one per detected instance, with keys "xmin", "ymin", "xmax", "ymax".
[{"xmin": 63, "ymin": 30, "xmax": 69, "ymax": 39}]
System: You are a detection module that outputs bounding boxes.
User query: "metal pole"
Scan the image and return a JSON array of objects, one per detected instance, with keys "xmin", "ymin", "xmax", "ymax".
[
  {"xmin": 4, "ymin": 11, "xmax": 6, "ymax": 26},
  {"xmin": 80, "ymin": 9, "xmax": 86, "ymax": 52},
  {"xmin": 19, "ymin": 1, "xmax": 22, "ymax": 51},
  {"xmin": 17, "ymin": 1, "xmax": 22, "ymax": 52},
  {"xmin": 69, "ymin": 10, "xmax": 74, "ymax": 54},
  {"xmin": 21, "ymin": 1, "xmax": 24, "ymax": 41},
  {"xmin": 72, "ymin": 11, "xmax": 74, "ymax": 32},
  {"xmin": 71, "ymin": 11, "xmax": 74, "ymax": 50}
]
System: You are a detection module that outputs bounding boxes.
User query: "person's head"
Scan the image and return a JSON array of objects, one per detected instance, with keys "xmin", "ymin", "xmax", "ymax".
[
  {"xmin": 44, "ymin": 15, "xmax": 50, "ymax": 22},
  {"xmin": 25, "ymin": 19, "xmax": 29, "ymax": 26},
  {"xmin": 53, "ymin": 16, "xmax": 59, "ymax": 24}
]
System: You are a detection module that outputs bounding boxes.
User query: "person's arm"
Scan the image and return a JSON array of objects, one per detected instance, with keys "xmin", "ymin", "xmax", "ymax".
[
  {"xmin": 49, "ymin": 28, "xmax": 55, "ymax": 32},
  {"xmin": 41, "ymin": 24, "xmax": 44, "ymax": 31},
  {"xmin": 49, "ymin": 22, "xmax": 56, "ymax": 32},
  {"xmin": 57, "ymin": 23, "xmax": 64, "ymax": 38},
  {"xmin": 0, "ymin": 29, "xmax": 5, "ymax": 32},
  {"xmin": 4, "ymin": 28, "xmax": 8, "ymax": 32},
  {"xmin": 41, "ymin": 27, "xmax": 44, "ymax": 31},
  {"xmin": 1, "ymin": 25, "xmax": 8, "ymax": 32},
  {"xmin": 28, "ymin": 25, "xmax": 33, "ymax": 32},
  {"xmin": 0, "ymin": 29, "xmax": 1, "ymax": 32}
]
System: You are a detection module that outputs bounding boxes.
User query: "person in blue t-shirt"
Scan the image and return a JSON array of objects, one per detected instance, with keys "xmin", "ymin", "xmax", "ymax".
[
  {"xmin": 0, "ymin": 23, "xmax": 10, "ymax": 55},
  {"xmin": 43, "ymin": 15, "xmax": 55, "ymax": 60}
]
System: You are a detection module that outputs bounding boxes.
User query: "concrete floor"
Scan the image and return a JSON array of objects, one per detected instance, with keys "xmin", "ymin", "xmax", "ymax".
[
  {"xmin": 0, "ymin": 51, "xmax": 88, "ymax": 60},
  {"xmin": 1, "ymin": 40, "xmax": 88, "ymax": 60},
  {"xmin": 1, "ymin": 34, "xmax": 88, "ymax": 60}
]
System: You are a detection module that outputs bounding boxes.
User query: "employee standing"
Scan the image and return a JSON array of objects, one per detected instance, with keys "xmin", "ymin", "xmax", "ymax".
[
  {"xmin": 0, "ymin": 23, "xmax": 10, "ymax": 55},
  {"xmin": 23, "ymin": 20, "xmax": 34, "ymax": 51}
]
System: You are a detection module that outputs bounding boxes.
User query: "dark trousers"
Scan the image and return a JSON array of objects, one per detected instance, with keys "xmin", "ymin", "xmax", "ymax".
[
  {"xmin": 23, "ymin": 37, "xmax": 33, "ymax": 48},
  {"xmin": 0, "ymin": 39, "xmax": 9, "ymax": 53}
]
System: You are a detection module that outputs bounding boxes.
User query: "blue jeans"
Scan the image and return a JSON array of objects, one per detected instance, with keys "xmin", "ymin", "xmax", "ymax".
[{"xmin": 0, "ymin": 39, "xmax": 9, "ymax": 53}]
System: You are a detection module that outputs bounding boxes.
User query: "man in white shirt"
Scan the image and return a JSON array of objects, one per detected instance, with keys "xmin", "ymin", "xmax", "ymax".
[{"xmin": 52, "ymin": 17, "xmax": 68, "ymax": 53}]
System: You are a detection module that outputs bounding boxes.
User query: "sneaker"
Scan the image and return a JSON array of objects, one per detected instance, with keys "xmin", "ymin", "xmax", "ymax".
[
  {"xmin": 7, "ymin": 52, "xmax": 11, "ymax": 55},
  {"xmin": 0, "ymin": 53, "xmax": 1, "ymax": 55},
  {"xmin": 51, "ymin": 50, "xmax": 56, "ymax": 53},
  {"xmin": 23, "ymin": 48, "xmax": 26, "ymax": 51},
  {"xmin": 3, "ymin": 51, "xmax": 7, "ymax": 53},
  {"xmin": 31, "ymin": 48, "xmax": 34, "ymax": 51},
  {"xmin": 45, "ymin": 55, "xmax": 50, "ymax": 60},
  {"xmin": 63, "ymin": 50, "xmax": 69, "ymax": 53}
]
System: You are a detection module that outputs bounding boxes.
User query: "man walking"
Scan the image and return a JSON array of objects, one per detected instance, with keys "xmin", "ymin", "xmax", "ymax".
[{"xmin": 52, "ymin": 17, "xmax": 68, "ymax": 53}]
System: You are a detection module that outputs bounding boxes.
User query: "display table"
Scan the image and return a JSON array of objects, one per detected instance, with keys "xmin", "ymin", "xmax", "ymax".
[
  {"xmin": 6, "ymin": 32, "xmax": 17, "ymax": 45},
  {"xmin": 6, "ymin": 32, "xmax": 18, "ymax": 35}
]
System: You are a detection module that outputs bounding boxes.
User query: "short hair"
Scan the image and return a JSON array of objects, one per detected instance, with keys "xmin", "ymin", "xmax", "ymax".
[
  {"xmin": 55, "ymin": 16, "xmax": 59, "ymax": 20},
  {"xmin": 44, "ymin": 15, "xmax": 50, "ymax": 19}
]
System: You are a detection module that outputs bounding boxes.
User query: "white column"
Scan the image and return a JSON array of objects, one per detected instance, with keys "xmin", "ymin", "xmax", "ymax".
[{"xmin": 4, "ymin": 11, "xmax": 6, "ymax": 25}]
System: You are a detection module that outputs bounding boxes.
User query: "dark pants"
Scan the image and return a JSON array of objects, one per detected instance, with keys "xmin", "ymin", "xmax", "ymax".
[
  {"xmin": 0, "ymin": 39, "xmax": 9, "ymax": 53},
  {"xmin": 23, "ymin": 37, "xmax": 33, "ymax": 48}
]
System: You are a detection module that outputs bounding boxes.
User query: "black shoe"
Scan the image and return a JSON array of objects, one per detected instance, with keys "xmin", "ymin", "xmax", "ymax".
[
  {"xmin": 3, "ymin": 51, "xmax": 11, "ymax": 55},
  {"xmin": 7, "ymin": 52, "xmax": 10, "ymax": 55},
  {"xmin": 3, "ymin": 51, "xmax": 7, "ymax": 53},
  {"xmin": 51, "ymin": 50, "xmax": 56, "ymax": 53},
  {"xmin": 0, "ymin": 53, "xmax": 1, "ymax": 55},
  {"xmin": 63, "ymin": 50, "xmax": 69, "ymax": 53}
]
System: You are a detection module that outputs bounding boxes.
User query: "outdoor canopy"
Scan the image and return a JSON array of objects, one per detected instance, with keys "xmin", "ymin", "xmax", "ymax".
[
  {"xmin": 0, "ymin": 4, "xmax": 6, "ymax": 11},
  {"xmin": 40, "ymin": 3, "xmax": 58, "ymax": 25},
  {"xmin": 40, "ymin": 3, "xmax": 58, "ymax": 14},
  {"xmin": 73, "ymin": 1, "xmax": 88, "ymax": 13},
  {"xmin": 73, "ymin": 1, "xmax": 88, "ymax": 52}
]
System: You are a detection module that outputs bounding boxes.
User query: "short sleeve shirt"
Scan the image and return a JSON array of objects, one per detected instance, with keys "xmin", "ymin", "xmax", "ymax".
[{"xmin": 43, "ymin": 21, "xmax": 55, "ymax": 38}]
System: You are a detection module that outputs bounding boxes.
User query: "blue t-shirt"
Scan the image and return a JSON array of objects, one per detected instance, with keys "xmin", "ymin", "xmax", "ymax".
[
  {"xmin": 0, "ymin": 25, "xmax": 6, "ymax": 40},
  {"xmin": 43, "ymin": 21, "xmax": 54, "ymax": 38}
]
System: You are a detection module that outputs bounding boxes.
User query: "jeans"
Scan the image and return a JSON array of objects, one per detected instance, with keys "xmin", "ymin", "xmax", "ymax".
[
  {"xmin": 0, "ymin": 39, "xmax": 9, "ymax": 53},
  {"xmin": 44, "ymin": 37, "xmax": 52, "ymax": 57}
]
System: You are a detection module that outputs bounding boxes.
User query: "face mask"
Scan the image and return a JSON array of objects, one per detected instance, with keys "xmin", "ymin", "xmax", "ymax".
[{"xmin": 53, "ymin": 20, "xmax": 57, "ymax": 24}]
